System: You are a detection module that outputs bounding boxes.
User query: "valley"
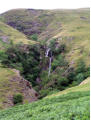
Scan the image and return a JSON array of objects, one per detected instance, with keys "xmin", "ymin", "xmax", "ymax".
[{"xmin": 0, "ymin": 8, "xmax": 90, "ymax": 119}]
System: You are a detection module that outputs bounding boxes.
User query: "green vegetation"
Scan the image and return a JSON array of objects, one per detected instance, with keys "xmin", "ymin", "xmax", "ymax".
[
  {"xmin": 1, "ymin": 41, "xmax": 89, "ymax": 99},
  {"xmin": 75, "ymin": 73, "xmax": 84, "ymax": 84},
  {"xmin": 0, "ymin": 8, "xmax": 90, "ymax": 119},
  {"xmin": 38, "ymin": 38, "xmax": 89, "ymax": 98},
  {"xmin": 70, "ymin": 59, "xmax": 90, "ymax": 85},
  {"xmin": 0, "ymin": 8, "xmax": 89, "ymax": 66},
  {"xmin": 51, "ymin": 54, "xmax": 68, "ymax": 71},
  {"xmin": 49, "ymin": 39, "xmax": 66, "ymax": 55},
  {"xmin": 0, "ymin": 79, "xmax": 89, "ymax": 120},
  {"xmin": 0, "ymin": 64, "xmax": 16, "ymax": 109},
  {"xmin": 39, "ymin": 56, "xmax": 89, "ymax": 98},
  {"xmin": 2, "ymin": 44, "xmax": 40, "ymax": 86},
  {"xmin": 0, "ymin": 21, "xmax": 35, "ymax": 47},
  {"xmin": 29, "ymin": 34, "xmax": 38, "ymax": 41},
  {"xmin": 46, "ymin": 77, "xmax": 90, "ymax": 98},
  {"xmin": 13, "ymin": 93, "xmax": 23, "ymax": 105}
]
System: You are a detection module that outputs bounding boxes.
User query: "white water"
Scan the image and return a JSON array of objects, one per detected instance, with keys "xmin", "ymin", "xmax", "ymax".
[
  {"xmin": 45, "ymin": 48, "xmax": 50, "ymax": 57},
  {"xmin": 45, "ymin": 48, "xmax": 52, "ymax": 76},
  {"xmin": 48, "ymin": 57, "xmax": 52, "ymax": 77}
]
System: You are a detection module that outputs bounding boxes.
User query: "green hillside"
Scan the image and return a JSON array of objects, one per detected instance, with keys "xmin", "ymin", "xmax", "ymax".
[
  {"xmin": 0, "ymin": 64, "xmax": 15, "ymax": 108},
  {"xmin": 0, "ymin": 21, "xmax": 35, "ymax": 50},
  {"xmin": 0, "ymin": 21, "xmax": 38, "ymax": 109},
  {"xmin": 0, "ymin": 8, "xmax": 90, "ymax": 119},
  {"xmin": 0, "ymin": 8, "xmax": 90, "ymax": 65},
  {"xmin": 0, "ymin": 63, "xmax": 38, "ymax": 109},
  {"xmin": 0, "ymin": 78, "xmax": 89, "ymax": 120},
  {"xmin": 46, "ymin": 77, "xmax": 90, "ymax": 98}
]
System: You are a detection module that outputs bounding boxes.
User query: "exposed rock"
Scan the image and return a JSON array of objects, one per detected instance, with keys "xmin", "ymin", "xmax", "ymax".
[
  {"xmin": 66, "ymin": 36, "xmax": 75, "ymax": 41},
  {"xmin": 2, "ymin": 69, "xmax": 38, "ymax": 108},
  {"xmin": 80, "ymin": 16, "xmax": 87, "ymax": 20},
  {"xmin": 0, "ymin": 36, "xmax": 9, "ymax": 43},
  {"xmin": 36, "ymin": 77, "xmax": 41, "ymax": 84}
]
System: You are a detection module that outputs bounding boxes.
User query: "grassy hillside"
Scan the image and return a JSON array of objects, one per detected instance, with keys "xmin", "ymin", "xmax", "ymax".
[
  {"xmin": 46, "ymin": 77, "xmax": 90, "ymax": 98},
  {"xmin": 0, "ymin": 66, "xmax": 37, "ymax": 109},
  {"xmin": 0, "ymin": 8, "xmax": 90, "ymax": 114},
  {"xmin": 0, "ymin": 21, "xmax": 35, "ymax": 50},
  {"xmin": 0, "ymin": 21, "xmax": 38, "ymax": 109},
  {"xmin": 0, "ymin": 64, "xmax": 38, "ymax": 109},
  {"xmin": 0, "ymin": 8, "xmax": 90, "ymax": 66},
  {"xmin": 0, "ymin": 64, "xmax": 15, "ymax": 108},
  {"xmin": 39, "ymin": 8, "xmax": 90, "ymax": 66},
  {"xmin": 0, "ymin": 78, "xmax": 89, "ymax": 120}
]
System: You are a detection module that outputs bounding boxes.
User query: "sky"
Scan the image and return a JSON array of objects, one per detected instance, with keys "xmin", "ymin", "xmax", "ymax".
[{"xmin": 0, "ymin": 0, "xmax": 90, "ymax": 14}]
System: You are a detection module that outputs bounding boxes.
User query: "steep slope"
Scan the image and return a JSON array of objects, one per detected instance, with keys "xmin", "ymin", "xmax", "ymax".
[
  {"xmin": 0, "ymin": 78, "xmax": 89, "ymax": 120},
  {"xmin": 0, "ymin": 8, "xmax": 90, "ymax": 111},
  {"xmin": 0, "ymin": 21, "xmax": 35, "ymax": 50},
  {"xmin": 0, "ymin": 8, "xmax": 90, "ymax": 66},
  {"xmin": 0, "ymin": 9, "xmax": 51, "ymax": 36},
  {"xmin": 45, "ymin": 77, "xmax": 90, "ymax": 98},
  {"xmin": 0, "ymin": 64, "xmax": 38, "ymax": 109},
  {"xmin": 0, "ymin": 21, "xmax": 38, "ymax": 109}
]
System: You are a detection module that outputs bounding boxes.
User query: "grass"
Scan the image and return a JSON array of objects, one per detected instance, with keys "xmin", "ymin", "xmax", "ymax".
[
  {"xmin": 0, "ymin": 21, "xmax": 35, "ymax": 49},
  {"xmin": 0, "ymin": 8, "xmax": 90, "ymax": 118},
  {"xmin": 0, "ymin": 21, "xmax": 37, "ymax": 108},
  {"xmin": 45, "ymin": 77, "xmax": 90, "ymax": 98},
  {"xmin": 0, "ymin": 64, "xmax": 16, "ymax": 108},
  {"xmin": 0, "ymin": 78, "xmax": 89, "ymax": 120},
  {"xmin": 50, "ymin": 9, "xmax": 90, "ymax": 67},
  {"xmin": 0, "ymin": 8, "xmax": 90, "ymax": 66}
]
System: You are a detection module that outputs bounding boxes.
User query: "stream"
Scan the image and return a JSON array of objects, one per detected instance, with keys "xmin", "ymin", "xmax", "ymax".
[{"xmin": 45, "ymin": 48, "xmax": 52, "ymax": 76}]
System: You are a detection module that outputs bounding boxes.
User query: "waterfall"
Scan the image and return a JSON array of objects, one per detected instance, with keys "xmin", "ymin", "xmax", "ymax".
[
  {"xmin": 45, "ymin": 48, "xmax": 52, "ymax": 76},
  {"xmin": 48, "ymin": 56, "xmax": 52, "ymax": 76},
  {"xmin": 45, "ymin": 48, "xmax": 50, "ymax": 57}
]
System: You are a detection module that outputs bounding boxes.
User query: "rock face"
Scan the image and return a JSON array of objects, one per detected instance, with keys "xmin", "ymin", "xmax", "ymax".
[
  {"xmin": 0, "ymin": 36, "xmax": 9, "ymax": 43},
  {"xmin": 2, "ymin": 69, "xmax": 38, "ymax": 108}
]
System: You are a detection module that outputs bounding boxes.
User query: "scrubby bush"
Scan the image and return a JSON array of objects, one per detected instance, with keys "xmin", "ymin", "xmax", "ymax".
[
  {"xmin": 84, "ymin": 67, "xmax": 90, "ymax": 78},
  {"xmin": 54, "ymin": 44, "xmax": 66, "ymax": 55},
  {"xmin": 49, "ymin": 39, "xmax": 56, "ymax": 50},
  {"xmin": 39, "ymin": 88, "xmax": 52, "ymax": 98},
  {"xmin": 69, "ymin": 81, "xmax": 78, "ymax": 87},
  {"xmin": 75, "ymin": 60, "xmax": 90, "ymax": 82},
  {"xmin": 0, "ymin": 51, "xmax": 8, "ymax": 63},
  {"xmin": 51, "ymin": 59, "xmax": 59, "ymax": 70},
  {"xmin": 58, "ymin": 77, "xmax": 68, "ymax": 86},
  {"xmin": 29, "ymin": 34, "xmax": 38, "ymax": 41},
  {"xmin": 40, "ymin": 71, "xmax": 49, "ymax": 86},
  {"xmin": 52, "ymin": 55, "xmax": 68, "ymax": 71},
  {"xmin": 13, "ymin": 93, "xmax": 23, "ymax": 105},
  {"xmin": 57, "ymin": 77, "xmax": 69, "ymax": 90},
  {"xmin": 67, "ymin": 60, "xmax": 90, "ymax": 86},
  {"xmin": 49, "ymin": 39, "xmax": 66, "ymax": 55},
  {"xmin": 67, "ymin": 70, "xmax": 76, "ymax": 82},
  {"xmin": 76, "ymin": 59, "xmax": 86, "ymax": 73},
  {"xmin": 2, "ymin": 44, "xmax": 40, "ymax": 86},
  {"xmin": 75, "ymin": 73, "xmax": 84, "ymax": 84}
]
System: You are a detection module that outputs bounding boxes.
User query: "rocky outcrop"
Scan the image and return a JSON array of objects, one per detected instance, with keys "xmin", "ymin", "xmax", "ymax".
[{"xmin": 2, "ymin": 69, "xmax": 38, "ymax": 108}]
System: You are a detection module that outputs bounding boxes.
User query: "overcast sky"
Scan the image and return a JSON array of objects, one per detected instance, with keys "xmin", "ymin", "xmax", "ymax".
[{"xmin": 0, "ymin": 0, "xmax": 90, "ymax": 14}]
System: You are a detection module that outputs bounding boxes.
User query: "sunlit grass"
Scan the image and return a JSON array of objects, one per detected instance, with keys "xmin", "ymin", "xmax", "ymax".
[{"xmin": 0, "ymin": 21, "xmax": 35, "ymax": 47}]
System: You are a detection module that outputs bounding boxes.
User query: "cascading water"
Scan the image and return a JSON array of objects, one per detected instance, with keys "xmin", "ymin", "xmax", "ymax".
[
  {"xmin": 45, "ymin": 48, "xmax": 52, "ymax": 76},
  {"xmin": 45, "ymin": 48, "xmax": 50, "ymax": 57},
  {"xmin": 48, "ymin": 54, "xmax": 52, "ymax": 76}
]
